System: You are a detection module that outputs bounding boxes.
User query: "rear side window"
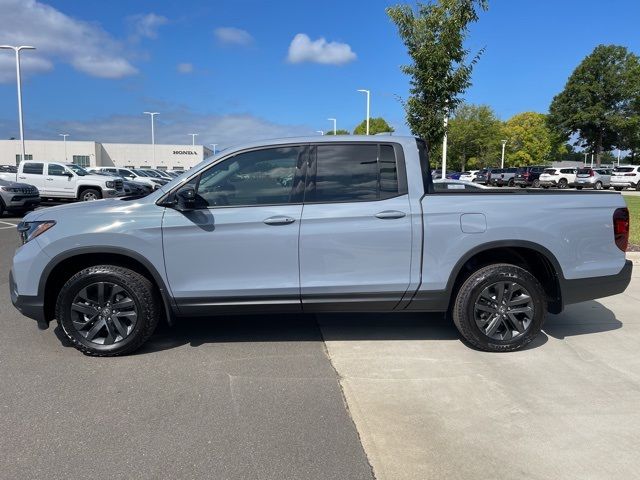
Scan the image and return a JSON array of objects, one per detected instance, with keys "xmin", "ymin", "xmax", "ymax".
[
  {"xmin": 614, "ymin": 167, "xmax": 633, "ymax": 173},
  {"xmin": 560, "ymin": 168, "xmax": 575, "ymax": 174},
  {"xmin": 543, "ymin": 169, "xmax": 557, "ymax": 174},
  {"xmin": 23, "ymin": 163, "xmax": 43, "ymax": 175}
]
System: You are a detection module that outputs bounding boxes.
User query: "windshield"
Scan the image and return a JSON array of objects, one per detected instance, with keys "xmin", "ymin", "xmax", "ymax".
[
  {"xmin": 132, "ymin": 169, "xmax": 150, "ymax": 176},
  {"xmin": 66, "ymin": 164, "xmax": 87, "ymax": 176},
  {"xmin": 143, "ymin": 169, "xmax": 162, "ymax": 178}
]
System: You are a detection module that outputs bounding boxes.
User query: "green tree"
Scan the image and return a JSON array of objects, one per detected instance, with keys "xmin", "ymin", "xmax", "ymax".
[
  {"xmin": 548, "ymin": 44, "xmax": 640, "ymax": 166},
  {"xmin": 325, "ymin": 129, "xmax": 350, "ymax": 135},
  {"xmin": 501, "ymin": 112, "xmax": 553, "ymax": 166},
  {"xmin": 387, "ymin": 0, "xmax": 488, "ymax": 148},
  {"xmin": 447, "ymin": 103, "xmax": 501, "ymax": 170},
  {"xmin": 353, "ymin": 117, "xmax": 395, "ymax": 135}
]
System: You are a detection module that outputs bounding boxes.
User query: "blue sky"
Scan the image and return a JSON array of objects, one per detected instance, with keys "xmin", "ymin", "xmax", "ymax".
[{"xmin": 0, "ymin": 0, "xmax": 639, "ymax": 148}]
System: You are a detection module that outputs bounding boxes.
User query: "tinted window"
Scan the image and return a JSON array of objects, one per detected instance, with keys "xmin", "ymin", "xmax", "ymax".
[
  {"xmin": 577, "ymin": 168, "xmax": 592, "ymax": 175},
  {"xmin": 379, "ymin": 145, "xmax": 399, "ymax": 199},
  {"xmin": 118, "ymin": 169, "xmax": 133, "ymax": 177},
  {"xmin": 314, "ymin": 145, "xmax": 378, "ymax": 202},
  {"xmin": 195, "ymin": 146, "xmax": 301, "ymax": 207},
  {"xmin": 560, "ymin": 168, "xmax": 575, "ymax": 174},
  {"xmin": 543, "ymin": 169, "xmax": 557, "ymax": 174},
  {"xmin": 506, "ymin": 167, "xmax": 517, "ymax": 173},
  {"xmin": 48, "ymin": 164, "xmax": 67, "ymax": 176},
  {"xmin": 23, "ymin": 163, "xmax": 43, "ymax": 175}
]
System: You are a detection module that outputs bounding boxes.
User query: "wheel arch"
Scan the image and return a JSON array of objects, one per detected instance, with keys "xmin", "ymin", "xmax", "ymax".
[
  {"xmin": 41, "ymin": 247, "xmax": 175, "ymax": 326},
  {"xmin": 446, "ymin": 240, "xmax": 565, "ymax": 314}
]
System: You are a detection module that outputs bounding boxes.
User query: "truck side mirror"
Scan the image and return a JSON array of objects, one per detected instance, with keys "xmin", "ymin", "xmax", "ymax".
[{"xmin": 175, "ymin": 186, "xmax": 197, "ymax": 211}]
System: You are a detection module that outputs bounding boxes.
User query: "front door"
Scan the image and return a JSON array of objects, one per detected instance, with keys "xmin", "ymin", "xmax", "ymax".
[
  {"xmin": 45, "ymin": 163, "xmax": 74, "ymax": 197},
  {"xmin": 162, "ymin": 145, "xmax": 307, "ymax": 315},
  {"xmin": 299, "ymin": 143, "xmax": 413, "ymax": 311}
]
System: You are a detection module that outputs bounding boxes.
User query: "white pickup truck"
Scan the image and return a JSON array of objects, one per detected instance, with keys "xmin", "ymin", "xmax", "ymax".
[{"xmin": 17, "ymin": 161, "xmax": 124, "ymax": 201}]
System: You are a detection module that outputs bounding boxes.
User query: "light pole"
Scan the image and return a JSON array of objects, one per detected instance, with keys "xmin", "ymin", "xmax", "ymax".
[
  {"xmin": 189, "ymin": 133, "xmax": 198, "ymax": 146},
  {"xmin": 59, "ymin": 133, "xmax": 69, "ymax": 161},
  {"xmin": 357, "ymin": 89, "xmax": 370, "ymax": 135},
  {"xmin": 209, "ymin": 143, "xmax": 218, "ymax": 155},
  {"xmin": 327, "ymin": 118, "xmax": 337, "ymax": 135},
  {"xmin": 316, "ymin": 130, "xmax": 324, "ymax": 136},
  {"xmin": 0, "ymin": 45, "xmax": 36, "ymax": 163},
  {"xmin": 584, "ymin": 152, "xmax": 588, "ymax": 165},
  {"xmin": 617, "ymin": 148, "xmax": 621, "ymax": 166},
  {"xmin": 500, "ymin": 140, "xmax": 507, "ymax": 169},
  {"xmin": 143, "ymin": 112, "xmax": 159, "ymax": 166},
  {"xmin": 441, "ymin": 112, "xmax": 448, "ymax": 178}
]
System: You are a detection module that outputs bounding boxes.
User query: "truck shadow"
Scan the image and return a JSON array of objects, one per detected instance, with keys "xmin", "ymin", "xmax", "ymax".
[{"xmin": 52, "ymin": 301, "xmax": 621, "ymax": 354}]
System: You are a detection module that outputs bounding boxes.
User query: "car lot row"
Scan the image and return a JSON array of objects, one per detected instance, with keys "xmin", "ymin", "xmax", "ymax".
[{"xmin": 439, "ymin": 165, "xmax": 640, "ymax": 190}]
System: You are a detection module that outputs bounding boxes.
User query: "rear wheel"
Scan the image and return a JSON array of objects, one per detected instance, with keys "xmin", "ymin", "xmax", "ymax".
[
  {"xmin": 594, "ymin": 181, "xmax": 603, "ymax": 190},
  {"xmin": 558, "ymin": 178, "xmax": 568, "ymax": 189},
  {"xmin": 532, "ymin": 179, "xmax": 540, "ymax": 188},
  {"xmin": 56, "ymin": 265, "xmax": 160, "ymax": 356},
  {"xmin": 452, "ymin": 264, "xmax": 546, "ymax": 352},
  {"xmin": 508, "ymin": 178, "xmax": 515, "ymax": 187}
]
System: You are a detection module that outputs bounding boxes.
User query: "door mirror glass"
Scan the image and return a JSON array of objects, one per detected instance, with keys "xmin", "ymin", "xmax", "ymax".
[{"xmin": 176, "ymin": 186, "xmax": 197, "ymax": 211}]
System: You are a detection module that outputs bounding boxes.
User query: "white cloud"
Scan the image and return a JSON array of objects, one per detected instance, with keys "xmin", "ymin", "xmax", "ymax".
[
  {"xmin": 177, "ymin": 63, "xmax": 193, "ymax": 74},
  {"xmin": 126, "ymin": 13, "xmax": 168, "ymax": 41},
  {"xmin": 213, "ymin": 27, "xmax": 253, "ymax": 46},
  {"xmin": 287, "ymin": 33, "xmax": 356, "ymax": 65},
  {"xmin": 0, "ymin": 0, "xmax": 137, "ymax": 82},
  {"xmin": 0, "ymin": 54, "xmax": 53, "ymax": 83}
]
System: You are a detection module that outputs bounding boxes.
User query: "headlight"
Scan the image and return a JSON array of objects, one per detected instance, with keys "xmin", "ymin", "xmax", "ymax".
[
  {"xmin": 17, "ymin": 221, "xmax": 56, "ymax": 245},
  {"xmin": 105, "ymin": 181, "xmax": 115, "ymax": 188},
  {"xmin": 1, "ymin": 186, "xmax": 22, "ymax": 193}
]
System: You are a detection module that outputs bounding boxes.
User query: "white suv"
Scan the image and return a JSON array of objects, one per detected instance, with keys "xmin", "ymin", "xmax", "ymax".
[
  {"xmin": 538, "ymin": 167, "xmax": 577, "ymax": 189},
  {"xmin": 611, "ymin": 166, "xmax": 640, "ymax": 191},
  {"xmin": 18, "ymin": 162, "xmax": 124, "ymax": 201}
]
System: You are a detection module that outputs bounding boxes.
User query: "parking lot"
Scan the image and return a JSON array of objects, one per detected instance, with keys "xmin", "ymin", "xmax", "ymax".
[{"xmin": 2, "ymin": 208, "xmax": 640, "ymax": 480}]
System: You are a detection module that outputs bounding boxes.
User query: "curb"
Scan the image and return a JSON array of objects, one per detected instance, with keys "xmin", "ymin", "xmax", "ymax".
[{"xmin": 626, "ymin": 251, "xmax": 640, "ymax": 265}]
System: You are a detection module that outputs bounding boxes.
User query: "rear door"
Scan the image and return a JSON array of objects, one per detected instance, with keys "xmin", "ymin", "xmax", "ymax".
[
  {"xmin": 18, "ymin": 162, "xmax": 45, "ymax": 192},
  {"xmin": 299, "ymin": 143, "xmax": 412, "ymax": 311}
]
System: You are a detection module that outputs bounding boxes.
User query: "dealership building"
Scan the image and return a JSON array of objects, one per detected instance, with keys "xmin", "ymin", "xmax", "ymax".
[{"xmin": 0, "ymin": 139, "xmax": 213, "ymax": 171}]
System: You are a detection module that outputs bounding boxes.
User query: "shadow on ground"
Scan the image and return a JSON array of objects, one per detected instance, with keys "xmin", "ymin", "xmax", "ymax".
[{"xmin": 544, "ymin": 300, "xmax": 622, "ymax": 339}]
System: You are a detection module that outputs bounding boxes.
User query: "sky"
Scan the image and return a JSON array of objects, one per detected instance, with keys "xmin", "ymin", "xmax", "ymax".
[{"xmin": 0, "ymin": 0, "xmax": 639, "ymax": 148}]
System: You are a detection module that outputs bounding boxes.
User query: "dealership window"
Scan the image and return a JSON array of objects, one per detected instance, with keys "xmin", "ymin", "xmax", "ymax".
[
  {"xmin": 16, "ymin": 154, "xmax": 33, "ymax": 164},
  {"xmin": 72, "ymin": 155, "xmax": 90, "ymax": 167},
  {"xmin": 156, "ymin": 166, "xmax": 167, "ymax": 171},
  {"xmin": 172, "ymin": 167, "xmax": 184, "ymax": 171},
  {"xmin": 124, "ymin": 165, "xmax": 135, "ymax": 169},
  {"xmin": 139, "ymin": 166, "xmax": 151, "ymax": 169}
]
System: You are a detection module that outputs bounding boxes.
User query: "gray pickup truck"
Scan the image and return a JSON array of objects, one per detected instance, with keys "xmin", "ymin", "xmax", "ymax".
[{"xmin": 10, "ymin": 136, "xmax": 632, "ymax": 356}]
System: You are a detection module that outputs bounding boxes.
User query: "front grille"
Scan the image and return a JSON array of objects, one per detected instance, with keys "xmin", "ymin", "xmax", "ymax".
[{"xmin": 115, "ymin": 179, "xmax": 124, "ymax": 191}]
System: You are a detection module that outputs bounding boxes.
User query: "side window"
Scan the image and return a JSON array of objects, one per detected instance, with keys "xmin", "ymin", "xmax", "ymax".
[
  {"xmin": 314, "ymin": 144, "xmax": 379, "ymax": 202},
  {"xmin": 379, "ymin": 145, "xmax": 399, "ymax": 199},
  {"xmin": 117, "ymin": 169, "xmax": 132, "ymax": 177},
  {"xmin": 195, "ymin": 146, "xmax": 302, "ymax": 207},
  {"xmin": 22, "ymin": 163, "xmax": 44, "ymax": 175},
  {"xmin": 48, "ymin": 164, "xmax": 67, "ymax": 176}
]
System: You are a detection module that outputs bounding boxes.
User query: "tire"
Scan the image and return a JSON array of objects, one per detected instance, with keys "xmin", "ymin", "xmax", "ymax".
[
  {"xmin": 542, "ymin": 186, "xmax": 549, "ymax": 189},
  {"xmin": 532, "ymin": 179, "xmax": 540, "ymax": 188},
  {"xmin": 558, "ymin": 178, "xmax": 568, "ymax": 189},
  {"xmin": 576, "ymin": 186, "xmax": 583, "ymax": 190},
  {"xmin": 614, "ymin": 187, "xmax": 623, "ymax": 191},
  {"xmin": 80, "ymin": 189, "xmax": 102, "ymax": 201},
  {"xmin": 452, "ymin": 263, "xmax": 546, "ymax": 352},
  {"xmin": 594, "ymin": 181, "xmax": 603, "ymax": 190},
  {"xmin": 508, "ymin": 179, "xmax": 515, "ymax": 187},
  {"xmin": 636, "ymin": 182, "xmax": 640, "ymax": 191},
  {"xmin": 0, "ymin": 199, "xmax": 4, "ymax": 217},
  {"xmin": 56, "ymin": 265, "xmax": 160, "ymax": 356}
]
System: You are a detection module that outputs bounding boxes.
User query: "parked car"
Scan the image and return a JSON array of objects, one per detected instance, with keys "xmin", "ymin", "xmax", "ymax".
[
  {"xmin": 432, "ymin": 170, "xmax": 455, "ymax": 180},
  {"xmin": 89, "ymin": 167, "xmax": 164, "ymax": 190},
  {"xmin": 10, "ymin": 136, "xmax": 632, "ymax": 356},
  {"xmin": 150, "ymin": 169, "xmax": 174, "ymax": 180},
  {"xmin": 89, "ymin": 171, "xmax": 152, "ymax": 197},
  {"xmin": 17, "ymin": 162, "xmax": 124, "ymax": 201},
  {"xmin": 489, "ymin": 167, "xmax": 518, "ymax": 187},
  {"xmin": 538, "ymin": 168, "xmax": 577, "ymax": 189},
  {"xmin": 513, "ymin": 166, "xmax": 547, "ymax": 188},
  {"xmin": 472, "ymin": 169, "xmax": 490, "ymax": 184},
  {"xmin": 138, "ymin": 169, "xmax": 170, "ymax": 185},
  {"xmin": 0, "ymin": 164, "xmax": 18, "ymax": 182},
  {"xmin": 574, "ymin": 168, "xmax": 611, "ymax": 190},
  {"xmin": 433, "ymin": 179, "xmax": 488, "ymax": 191},
  {"xmin": 458, "ymin": 170, "xmax": 479, "ymax": 182},
  {"xmin": 611, "ymin": 166, "xmax": 640, "ymax": 191},
  {"xmin": 0, "ymin": 179, "xmax": 40, "ymax": 216}
]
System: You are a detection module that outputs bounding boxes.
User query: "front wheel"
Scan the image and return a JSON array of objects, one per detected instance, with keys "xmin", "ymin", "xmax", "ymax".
[
  {"xmin": 532, "ymin": 179, "xmax": 540, "ymax": 188},
  {"xmin": 508, "ymin": 179, "xmax": 515, "ymax": 187},
  {"xmin": 594, "ymin": 181, "xmax": 603, "ymax": 190},
  {"xmin": 452, "ymin": 264, "xmax": 546, "ymax": 352},
  {"xmin": 558, "ymin": 179, "xmax": 568, "ymax": 189},
  {"xmin": 56, "ymin": 265, "xmax": 160, "ymax": 356},
  {"xmin": 80, "ymin": 189, "xmax": 102, "ymax": 201}
]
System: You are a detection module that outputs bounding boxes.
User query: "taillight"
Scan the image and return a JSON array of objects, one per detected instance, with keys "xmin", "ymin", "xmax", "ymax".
[
  {"xmin": 613, "ymin": 208, "xmax": 630, "ymax": 252},
  {"xmin": 523, "ymin": 172, "xmax": 530, "ymax": 179},
  {"xmin": 589, "ymin": 170, "xmax": 594, "ymax": 177}
]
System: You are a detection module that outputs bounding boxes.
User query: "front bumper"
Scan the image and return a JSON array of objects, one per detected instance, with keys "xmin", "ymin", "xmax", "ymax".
[
  {"xmin": 104, "ymin": 189, "xmax": 124, "ymax": 197},
  {"xmin": 611, "ymin": 181, "xmax": 634, "ymax": 188},
  {"xmin": 561, "ymin": 260, "xmax": 633, "ymax": 307},
  {"xmin": 9, "ymin": 269, "xmax": 48, "ymax": 329},
  {"xmin": 7, "ymin": 195, "xmax": 41, "ymax": 209}
]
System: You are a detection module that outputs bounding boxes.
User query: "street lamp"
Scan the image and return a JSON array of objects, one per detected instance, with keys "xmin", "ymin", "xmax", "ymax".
[
  {"xmin": 209, "ymin": 143, "xmax": 218, "ymax": 155},
  {"xmin": 441, "ymin": 112, "xmax": 449, "ymax": 178},
  {"xmin": 327, "ymin": 118, "xmax": 337, "ymax": 136},
  {"xmin": 500, "ymin": 139, "xmax": 507, "ymax": 169},
  {"xmin": 189, "ymin": 133, "xmax": 198, "ymax": 146},
  {"xmin": 357, "ymin": 89, "xmax": 370, "ymax": 135},
  {"xmin": 143, "ymin": 112, "xmax": 159, "ymax": 166},
  {"xmin": 316, "ymin": 130, "xmax": 324, "ymax": 136},
  {"xmin": 59, "ymin": 134, "xmax": 69, "ymax": 162},
  {"xmin": 0, "ymin": 45, "xmax": 36, "ymax": 163}
]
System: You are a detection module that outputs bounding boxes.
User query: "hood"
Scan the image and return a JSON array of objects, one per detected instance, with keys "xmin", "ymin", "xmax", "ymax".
[{"xmin": 0, "ymin": 179, "xmax": 38, "ymax": 189}]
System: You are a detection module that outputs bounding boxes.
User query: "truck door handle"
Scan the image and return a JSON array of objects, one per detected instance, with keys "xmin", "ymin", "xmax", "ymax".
[
  {"xmin": 263, "ymin": 216, "xmax": 296, "ymax": 226},
  {"xmin": 46, "ymin": 178, "xmax": 54, "ymax": 181},
  {"xmin": 18, "ymin": 176, "xmax": 26, "ymax": 180},
  {"xmin": 375, "ymin": 210, "xmax": 406, "ymax": 219}
]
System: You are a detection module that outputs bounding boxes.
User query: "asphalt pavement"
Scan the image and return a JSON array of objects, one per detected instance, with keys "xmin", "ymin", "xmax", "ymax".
[{"xmin": 0, "ymin": 214, "xmax": 373, "ymax": 480}]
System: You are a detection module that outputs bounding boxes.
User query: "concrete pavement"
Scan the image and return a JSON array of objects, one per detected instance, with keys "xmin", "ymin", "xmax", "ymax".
[{"xmin": 320, "ymin": 253, "xmax": 640, "ymax": 480}]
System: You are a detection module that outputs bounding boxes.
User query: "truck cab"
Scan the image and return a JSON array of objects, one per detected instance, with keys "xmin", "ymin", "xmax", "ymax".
[{"xmin": 18, "ymin": 161, "xmax": 124, "ymax": 201}]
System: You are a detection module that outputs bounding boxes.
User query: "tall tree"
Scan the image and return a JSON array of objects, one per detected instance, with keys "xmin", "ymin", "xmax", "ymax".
[
  {"xmin": 387, "ymin": 0, "xmax": 488, "ymax": 149},
  {"xmin": 447, "ymin": 103, "xmax": 501, "ymax": 170},
  {"xmin": 502, "ymin": 112, "xmax": 553, "ymax": 166},
  {"xmin": 353, "ymin": 117, "xmax": 395, "ymax": 135},
  {"xmin": 325, "ymin": 129, "xmax": 351, "ymax": 135},
  {"xmin": 548, "ymin": 44, "xmax": 640, "ymax": 166}
]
